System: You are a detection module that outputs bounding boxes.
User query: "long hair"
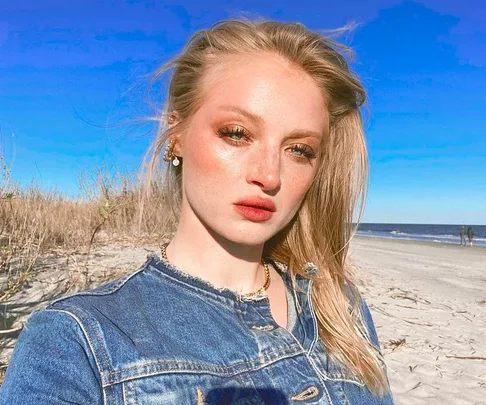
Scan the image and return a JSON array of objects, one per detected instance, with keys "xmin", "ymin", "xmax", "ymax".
[{"xmin": 141, "ymin": 19, "xmax": 388, "ymax": 395}]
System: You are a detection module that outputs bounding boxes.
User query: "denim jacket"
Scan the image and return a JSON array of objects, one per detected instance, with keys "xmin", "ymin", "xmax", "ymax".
[{"xmin": 0, "ymin": 255, "xmax": 394, "ymax": 405}]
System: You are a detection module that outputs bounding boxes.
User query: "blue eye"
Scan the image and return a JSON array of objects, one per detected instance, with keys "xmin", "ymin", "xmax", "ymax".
[{"xmin": 217, "ymin": 126, "xmax": 249, "ymax": 144}]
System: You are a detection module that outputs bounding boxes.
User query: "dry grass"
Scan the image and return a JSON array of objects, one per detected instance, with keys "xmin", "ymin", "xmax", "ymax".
[{"xmin": 0, "ymin": 146, "xmax": 173, "ymax": 305}]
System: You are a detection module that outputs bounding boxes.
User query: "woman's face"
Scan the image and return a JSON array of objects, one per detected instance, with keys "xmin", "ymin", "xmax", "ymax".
[{"xmin": 176, "ymin": 51, "xmax": 329, "ymax": 246}]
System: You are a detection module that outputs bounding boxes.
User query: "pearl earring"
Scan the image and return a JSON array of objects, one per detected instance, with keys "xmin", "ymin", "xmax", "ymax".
[{"xmin": 163, "ymin": 139, "xmax": 181, "ymax": 166}]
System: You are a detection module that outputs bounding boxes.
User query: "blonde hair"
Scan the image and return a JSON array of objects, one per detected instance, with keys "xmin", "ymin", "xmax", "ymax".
[{"xmin": 142, "ymin": 19, "xmax": 388, "ymax": 395}]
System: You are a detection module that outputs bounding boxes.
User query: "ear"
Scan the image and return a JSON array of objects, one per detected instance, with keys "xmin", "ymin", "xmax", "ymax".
[
  {"xmin": 167, "ymin": 112, "xmax": 183, "ymax": 157},
  {"xmin": 172, "ymin": 136, "xmax": 183, "ymax": 157},
  {"xmin": 167, "ymin": 112, "xmax": 179, "ymax": 127}
]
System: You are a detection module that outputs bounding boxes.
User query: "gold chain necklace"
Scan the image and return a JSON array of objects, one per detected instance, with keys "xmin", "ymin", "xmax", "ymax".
[{"xmin": 160, "ymin": 244, "xmax": 271, "ymax": 298}]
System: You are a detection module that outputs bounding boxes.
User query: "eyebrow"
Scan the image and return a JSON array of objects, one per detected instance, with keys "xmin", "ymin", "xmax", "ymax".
[
  {"xmin": 218, "ymin": 105, "xmax": 264, "ymax": 126},
  {"xmin": 218, "ymin": 105, "xmax": 323, "ymax": 140}
]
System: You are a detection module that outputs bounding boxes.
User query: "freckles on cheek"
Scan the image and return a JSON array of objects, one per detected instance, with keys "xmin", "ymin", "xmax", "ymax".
[
  {"xmin": 289, "ymin": 171, "xmax": 314, "ymax": 194},
  {"xmin": 284, "ymin": 171, "xmax": 316, "ymax": 212}
]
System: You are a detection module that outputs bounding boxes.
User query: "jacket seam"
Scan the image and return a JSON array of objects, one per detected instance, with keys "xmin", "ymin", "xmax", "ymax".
[
  {"xmin": 46, "ymin": 309, "xmax": 108, "ymax": 405},
  {"xmin": 306, "ymin": 280, "xmax": 319, "ymax": 353},
  {"xmin": 358, "ymin": 301, "xmax": 382, "ymax": 354},
  {"xmin": 103, "ymin": 348, "xmax": 305, "ymax": 386},
  {"xmin": 283, "ymin": 327, "xmax": 335, "ymax": 405},
  {"xmin": 304, "ymin": 281, "xmax": 367, "ymax": 387}
]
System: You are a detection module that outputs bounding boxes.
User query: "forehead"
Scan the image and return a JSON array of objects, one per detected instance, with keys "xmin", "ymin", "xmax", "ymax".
[{"xmin": 197, "ymin": 51, "xmax": 329, "ymax": 133}]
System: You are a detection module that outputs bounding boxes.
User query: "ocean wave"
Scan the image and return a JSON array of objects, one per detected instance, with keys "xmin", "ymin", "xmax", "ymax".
[
  {"xmin": 356, "ymin": 227, "xmax": 486, "ymax": 246},
  {"xmin": 390, "ymin": 230, "xmax": 407, "ymax": 235},
  {"xmin": 421, "ymin": 233, "xmax": 457, "ymax": 240}
]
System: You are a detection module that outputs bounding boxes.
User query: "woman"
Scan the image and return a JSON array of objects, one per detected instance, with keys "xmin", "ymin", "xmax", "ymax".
[{"xmin": 0, "ymin": 19, "xmax": 394, "ymax": 404}]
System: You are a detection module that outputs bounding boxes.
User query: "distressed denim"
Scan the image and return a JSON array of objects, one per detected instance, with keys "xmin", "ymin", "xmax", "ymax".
[{"xmin": 0, "ymin": 255, "xmax": 394, "ymax": 405}]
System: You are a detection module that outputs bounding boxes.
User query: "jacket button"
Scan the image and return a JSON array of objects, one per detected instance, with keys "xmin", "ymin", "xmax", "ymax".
[
  {"xmin": 291, "ymin": 385, "xmax": 320, "ymax": 401},
  {"xmin": 251, "ymin": 325, "xmax": 275, "ymax": 331}
]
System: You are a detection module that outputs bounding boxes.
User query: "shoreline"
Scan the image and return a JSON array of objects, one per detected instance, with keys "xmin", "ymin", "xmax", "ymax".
[{"xmin": 354, "ymin": 233, "xmax": 486, "ymax": 251}]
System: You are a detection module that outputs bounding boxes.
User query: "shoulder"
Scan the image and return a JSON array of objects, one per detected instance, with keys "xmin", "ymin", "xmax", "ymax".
[
  {"xmin": 30, "ymin": 256, "xmax": 163, "ymax": 344},
  {"xmin": 48, "ymin": 255, "xmax": 154, "ymax": 313},
  {"xmin": 5, "ymin": 257, "xmax": 160, "ymax": 375},
  {"xmin": 41, "ymin": 254, "xmax": 189, "ymax": 340},
  {"xmin": 1, "ymin": 308, "xmax": 103, "ymax": 403}
]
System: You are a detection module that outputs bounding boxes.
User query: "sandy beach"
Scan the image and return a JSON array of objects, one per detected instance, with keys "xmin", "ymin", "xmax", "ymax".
[
  {"xmin": 1, "ymin": 236, "xmax": 485, "ymax": 404},
  {"xmin": 350, "ymin": 236, "xmax": 486, "ymax": 405}
]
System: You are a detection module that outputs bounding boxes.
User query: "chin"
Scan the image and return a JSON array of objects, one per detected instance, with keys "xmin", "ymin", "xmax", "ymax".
[{"xmin": 216, "ymin": 221, "xmax": 280, "ymax": 247}]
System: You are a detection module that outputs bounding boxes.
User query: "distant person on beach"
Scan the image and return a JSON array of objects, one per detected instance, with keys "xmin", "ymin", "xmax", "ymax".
[
  {"xmin": 0, "ymin": 19, "xmax": 394, "ymax": 404},
  {"xmin": 467, "ymin": 226, "xmax": 474, "ymax": 246},
  {"xmin": 460, "ymin": 226, "xmax": 466, "ymax": 246}
]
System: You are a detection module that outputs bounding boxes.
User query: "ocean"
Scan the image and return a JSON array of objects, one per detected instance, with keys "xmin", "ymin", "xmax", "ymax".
[{"xmin": 356, "ymin": 223, "xmax": 486, "ymax": 247}]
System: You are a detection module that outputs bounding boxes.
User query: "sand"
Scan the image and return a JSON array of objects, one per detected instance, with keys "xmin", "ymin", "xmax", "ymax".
[
  {"xmin": 1, "ymin": 236, "xmax": 485, "ymax": 404},
  {"xmin": 350, "ymin": 236, "xmax": 486, "ymax": 405}
]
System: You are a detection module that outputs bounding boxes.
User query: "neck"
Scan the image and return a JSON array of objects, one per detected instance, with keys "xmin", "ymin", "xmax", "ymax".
[{"xmin": 165, "ymin": 208, "xmax": 266, "ymax": 295}]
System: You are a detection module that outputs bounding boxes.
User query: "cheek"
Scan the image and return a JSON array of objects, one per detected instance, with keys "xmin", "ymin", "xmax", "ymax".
[
  {"xmin": 285, "ymin": 169, "xmax": 316, "ymax": 204},
  {"xmin": 183, "ymin": 131, "xmax": 240, "ymax": 190},
  {"xmin": 185, "ymin": 133, "xmax": 222, "ymax": 178}
]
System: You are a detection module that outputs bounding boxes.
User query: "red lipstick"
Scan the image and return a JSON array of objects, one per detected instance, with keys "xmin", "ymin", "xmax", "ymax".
[{"xmin": 234, "ymin": 197, "xmax": 276, "ymax": 222}]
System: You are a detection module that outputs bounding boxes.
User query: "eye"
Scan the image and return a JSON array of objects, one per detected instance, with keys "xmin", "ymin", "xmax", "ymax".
[
  {"xmin": 217, "ymin": 126, "xmax": 250, "ymax": 144},
  {"xmin": 289, "ymin": 144, "xmax": 317, "ymax": 161}
]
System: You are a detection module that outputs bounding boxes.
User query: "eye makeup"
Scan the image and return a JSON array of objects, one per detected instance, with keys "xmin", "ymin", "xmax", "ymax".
[
  {"xmin": 217, "ymin": 125, "xmax": 317, "ymax": 162},
  {"xmin": 217, "ymin": 125, "xmax": 249, "ymax": 143}
]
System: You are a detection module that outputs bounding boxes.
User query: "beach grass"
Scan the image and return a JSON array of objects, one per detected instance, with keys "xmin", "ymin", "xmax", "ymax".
[{"xmin": 0, "ymin": 148, "xmax": 173, "ymax": 304}]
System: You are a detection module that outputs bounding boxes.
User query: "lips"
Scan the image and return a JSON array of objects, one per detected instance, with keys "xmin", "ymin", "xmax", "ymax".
[
  {"xmin": 234, "ymin": 197, "xmax": 276, "ymax": 212},
  {"xmin": 234, "ymin": 197, "xmax": 276, "ymax": 222}
]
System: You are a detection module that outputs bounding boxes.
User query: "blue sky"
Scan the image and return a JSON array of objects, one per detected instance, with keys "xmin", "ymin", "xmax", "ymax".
[{"xmin": 1, "ymin": 0, "xmax": 485, "ymax": 225}]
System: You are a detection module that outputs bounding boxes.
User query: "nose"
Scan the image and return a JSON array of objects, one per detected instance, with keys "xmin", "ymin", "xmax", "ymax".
[{"xmin": 246, "ymin": 144, "xmax": 282, "ymax": 192}]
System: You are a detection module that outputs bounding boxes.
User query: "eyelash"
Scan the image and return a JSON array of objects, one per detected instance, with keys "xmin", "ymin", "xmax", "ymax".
[{"xmin": 217, "ymin": 126, "xmax": 317, "ymax": 161}]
